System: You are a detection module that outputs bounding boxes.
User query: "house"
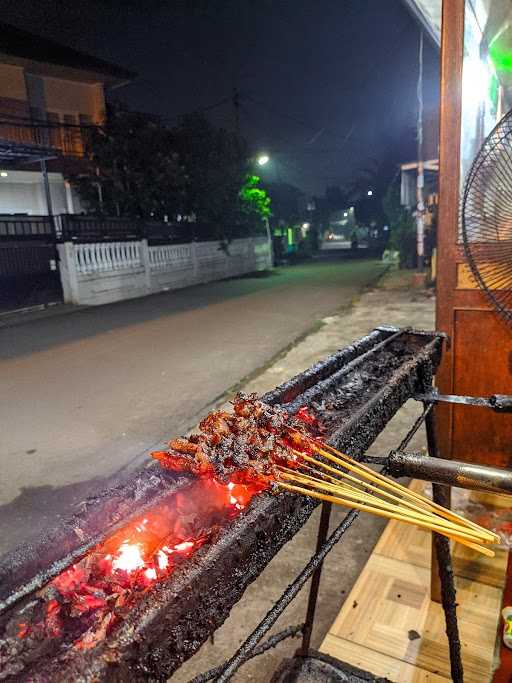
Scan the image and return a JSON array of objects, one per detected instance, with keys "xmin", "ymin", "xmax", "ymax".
[{"xmin": 0, "ymin": 21, "xmax": 134, "ymax": 215}]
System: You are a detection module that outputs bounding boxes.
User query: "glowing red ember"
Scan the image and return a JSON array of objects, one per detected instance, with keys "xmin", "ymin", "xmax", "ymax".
[{"xmin": 13, "ymin": 475, "xmax": 266, "ymax": 654}]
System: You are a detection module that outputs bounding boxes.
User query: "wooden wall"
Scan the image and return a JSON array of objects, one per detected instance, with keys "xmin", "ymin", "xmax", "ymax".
[{"xmin": 436, "ymin": 0, "xmax": 512, "ymax": 469}]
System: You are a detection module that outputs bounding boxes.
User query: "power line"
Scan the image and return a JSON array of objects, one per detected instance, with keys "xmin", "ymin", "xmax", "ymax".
[
  {"xmin": 159, "ymin": 96, "xmax": 231, "ymax": 123},
  {"xmin": 244, "ymin": 94, "xmax": 357, "ymax": 149}
]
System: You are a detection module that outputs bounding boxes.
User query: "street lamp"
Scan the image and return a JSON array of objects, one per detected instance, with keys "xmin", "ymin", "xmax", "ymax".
[
  {"xmin": 251, "ymin": 153, "xmax": 272, "ymax": 264},
  {"xmin": 367, "ymin": 189, "xmax": 373, "ymax": 196}
]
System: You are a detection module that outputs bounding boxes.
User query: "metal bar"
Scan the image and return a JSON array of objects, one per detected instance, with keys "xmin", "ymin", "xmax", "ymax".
[
  {"xmin": 425, "ymin": 405, "xmax": 448, "ymax": 605},
  {"xmin": 216, "ymin": 509, "xmax": 359, "ymax": 683},
  {"xmin": 387, "ymin": 451, "xmax": 512, "ymax": 495},
  {"xmin": 425, "ymin": 409, "xmax": 464, "ymax": 682},
  {"xmin": 415, "ymin": 391, "xmax": 512, "ymax": 412},
  {"xmin": 190, "ymin": 624, "xmax": 304, "ymax": 683},
  {"xmin": 415, "ymin": 391, "xmax": 490, "ymax": 407},
  {"xmin": 432, "ymin": 498, "xmax": 465, "ymax": 683},
  {"xmin": 398, "ymin": 403, "xmax": 432, "ymax": 451},
  {"xmin": 297, "ymin": 501, "xmax": 332, "ymax": 656},
  {"xmin": 416, "ymin": 29, "xmax": 425, "ymax": 272}
]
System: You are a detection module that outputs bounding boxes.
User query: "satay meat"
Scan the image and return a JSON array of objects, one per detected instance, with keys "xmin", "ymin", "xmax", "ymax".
[{"xmin": 151, "ymin": 393, "xmax": 313, "ymax": 481}]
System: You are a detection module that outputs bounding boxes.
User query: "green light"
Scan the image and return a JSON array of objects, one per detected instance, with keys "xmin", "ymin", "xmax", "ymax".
[
  {"xmin": 489, "ymin": 42, "xmax": 512, "ymax": 73},
  {"xmin": 287, "ymin": 228, "xmax": 293, "ymax": 246}
]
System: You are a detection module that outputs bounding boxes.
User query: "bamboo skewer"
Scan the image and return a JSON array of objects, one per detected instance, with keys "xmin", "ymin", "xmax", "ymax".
[
  {"xmin": 277, "ymin": 469, "xmax": 493, "ymax": 544},
  {"xmin": 315, "ymin": 439, "xmax": 499, "ymax": 535},
  {"xmin": 276, "ymin": 480, "xmax": 495, "ymax": 557},
  {"xmin": 309, "ymin": 443, "xmax": 499, "ymax": 544},
  {"xmin": 293, "ymin": 449, "xmax": 497, "ymax": 544},
  {"xmin": 275, "ymin": 430, "xmax": 498, "ymax": 555},
  {"xmin": 298, "ymin": 452, "xmax": 484, "ymax": 531}
]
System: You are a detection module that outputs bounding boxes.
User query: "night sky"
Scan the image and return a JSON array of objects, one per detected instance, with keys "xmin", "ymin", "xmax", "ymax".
[{"xmin": 4, "ymin": 0, "xmax": 439, "ymax": 196}]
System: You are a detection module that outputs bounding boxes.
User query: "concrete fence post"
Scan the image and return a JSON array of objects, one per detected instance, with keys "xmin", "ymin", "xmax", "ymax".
[
  {"xmin": 57, "ymin": 242, "xmax": 80, "ymax": 304},
  {"xmin": 140, "ymin": 238, "xmax": 152, "ymax": 293},
  {"xmin": 191, "ymin": 241, "xmax": 199, "ymax": 282}
]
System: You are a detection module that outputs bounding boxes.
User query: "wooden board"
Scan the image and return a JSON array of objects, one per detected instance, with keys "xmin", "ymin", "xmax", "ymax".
[
  {"xmin": 324, "ymin": 553, "xmax": 502, "ymax": 681},
  {"xmin": 375, "ymin": 480, "xmax": 508, "ymax": 589},
  {"xmin": 375, "ymin": 516, "xmax": 507, "ymax": 590},
  {"xmin": 321, "ymin": 635, "xmax": 451, "ymax": 683},
  {"xmin": 320, "ymin": 481, "xmax": 506, "ymax": 683}
]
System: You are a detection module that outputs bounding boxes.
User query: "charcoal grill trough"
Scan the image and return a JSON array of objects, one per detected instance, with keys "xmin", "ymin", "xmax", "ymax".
[{"xmin": 0, "ymin": 326, "xmax": 444, "ymax": 682}]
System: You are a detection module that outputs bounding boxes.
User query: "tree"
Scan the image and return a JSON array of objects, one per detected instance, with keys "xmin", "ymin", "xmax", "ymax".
[
  {"xmin": 172, "ymin": 112, "xmax": 248, "ymax": 225},
  {"xmin": 239, "ymin": 174, "xmax": 271, "ymax": 223},
  {"xmin": 71, "ymin": 103, "xmax": 186, "ymax": 219},
  {"xmin": 71, "ymin": 105, "xmax": 268, "ymax": 241},
  {"xmin": 383, "ymin": 182, "xmax": 416, "ymax": 269}
]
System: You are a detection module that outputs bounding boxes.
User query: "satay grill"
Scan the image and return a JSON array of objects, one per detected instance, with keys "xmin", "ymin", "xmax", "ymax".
[{"xmin": 0, "ymin": 326, "xmax": 445, "ymax": 682}]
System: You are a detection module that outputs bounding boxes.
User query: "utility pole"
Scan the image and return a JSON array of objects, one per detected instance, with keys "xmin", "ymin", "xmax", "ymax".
[{"xmin": 416, "ymin": 30, "xmax": 425, "ymax": 272}]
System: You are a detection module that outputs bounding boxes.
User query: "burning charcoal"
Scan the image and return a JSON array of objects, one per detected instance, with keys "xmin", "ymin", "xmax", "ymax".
[
  {"xmin": 44, "ymin": 599, "xmax": 62, "ymax": 638},
  {"xmin": 73, "ymin": 613, "xmax": 112, "ymax": 651},
  {"xmin": 50, "ymin": 564, "xmax": 89, "ymax": 598},
  {"xmin": 69, "ymin": 594, "xmax": 107, "ymax": 618}
]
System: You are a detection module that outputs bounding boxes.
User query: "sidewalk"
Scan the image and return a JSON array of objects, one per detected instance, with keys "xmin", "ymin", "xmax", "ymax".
[
  {"xmin": 0, "ymin": 302, "xmax": 82, "ymax": 330},
  {"xmin": 176, "ymin": 271, "xmax": 436, "ymax": 682}
]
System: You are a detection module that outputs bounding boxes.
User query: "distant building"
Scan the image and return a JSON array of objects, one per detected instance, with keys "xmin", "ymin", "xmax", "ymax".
[
  {"xmin": 0, "ymin": 22, "xmax": 134, "ymax": 215},
  {"xmin": 400, "ymin": 107, "xmax": 439, "ymax": 210}
]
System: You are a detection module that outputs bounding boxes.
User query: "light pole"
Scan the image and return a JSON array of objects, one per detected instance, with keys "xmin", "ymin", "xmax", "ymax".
[{"xmin": 252, "ymin": 153, "xmax": 272, "ymax": 266}]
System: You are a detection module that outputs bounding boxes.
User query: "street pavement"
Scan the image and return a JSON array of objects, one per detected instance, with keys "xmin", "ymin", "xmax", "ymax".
[{"xmin": 0, "ymin": 258, "xmax": 384, "ymax": 554}]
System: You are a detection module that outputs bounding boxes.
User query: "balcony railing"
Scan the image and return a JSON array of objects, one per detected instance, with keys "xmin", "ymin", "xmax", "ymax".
[{"xmin": 0, "ymin": 117, "xmax": 91, "ymax": 157}]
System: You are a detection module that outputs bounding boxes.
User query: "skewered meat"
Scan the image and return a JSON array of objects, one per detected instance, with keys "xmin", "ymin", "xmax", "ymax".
[{"xmin": 151, "ymin": 393, "xmax": 315, "ymax": 481}]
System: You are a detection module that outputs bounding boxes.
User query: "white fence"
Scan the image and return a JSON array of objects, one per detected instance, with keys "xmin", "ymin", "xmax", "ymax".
[
  {"xmin": 58, "ymin": 237, "xmax": 272, "ymax": 306},
  {"xmin": 74, "ymin": 242, "xmax": 142, "ymax": 274}
]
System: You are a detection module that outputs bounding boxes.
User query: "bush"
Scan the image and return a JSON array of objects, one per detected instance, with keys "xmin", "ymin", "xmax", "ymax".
[{"xmin": 383, "ymin": 184, "xmax": 417, "ymax": 269}]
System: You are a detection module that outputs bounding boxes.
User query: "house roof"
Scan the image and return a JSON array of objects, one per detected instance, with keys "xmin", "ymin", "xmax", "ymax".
[
  {"xmin": 0, "ymin": 21, "xmax": 135, "ymax": 86},
  {"xmin": 401, "ymin": 0, "xmax": 441, "ymax": 46},
  {"xmin": 403, "ymin": 1, "xmax": 512, "ymax": 97}
]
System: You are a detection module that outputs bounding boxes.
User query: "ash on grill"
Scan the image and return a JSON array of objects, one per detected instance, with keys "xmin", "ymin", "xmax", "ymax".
[{"xmin": 310, "ymin": 340, "xmax": 423, "ymax": 433}]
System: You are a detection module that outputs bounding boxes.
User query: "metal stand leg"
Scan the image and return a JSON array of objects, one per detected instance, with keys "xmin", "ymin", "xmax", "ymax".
[
  {"xmin": 425, "ymin": 408, "xmax": 450, "ymax": 603},
  {"xmin": 432, "ymin": 488, "xmax": 464, "ymax": 683},
  {"xmin": 297, "ymin": 501, "xmax": 332, "ymax": 656},
  {"xmin": 425, "ymin": 409, "xmax": 464, "ymax": 683}
]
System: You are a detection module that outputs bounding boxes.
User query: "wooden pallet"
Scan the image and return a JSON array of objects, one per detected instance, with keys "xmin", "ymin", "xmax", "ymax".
[{"xmin": 320, "ymin": 482, "xmax": 508, "ymax": 682}]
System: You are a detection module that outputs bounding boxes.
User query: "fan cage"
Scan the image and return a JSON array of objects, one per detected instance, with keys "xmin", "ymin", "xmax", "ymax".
[{"xmin": 461, "ymin": 107, "xmax": 512, "ymax": 327}]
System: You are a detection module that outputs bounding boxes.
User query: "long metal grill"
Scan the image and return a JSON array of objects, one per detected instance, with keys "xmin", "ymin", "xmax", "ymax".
[{"xmin": 0, "ymin": 326, "xmax": 445, "ymax": 682}]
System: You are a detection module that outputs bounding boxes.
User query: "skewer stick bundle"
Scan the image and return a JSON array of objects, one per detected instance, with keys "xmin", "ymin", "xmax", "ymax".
[{"xmin": 272, "ymin": 433, "xmax": 498, "ymax": 557}]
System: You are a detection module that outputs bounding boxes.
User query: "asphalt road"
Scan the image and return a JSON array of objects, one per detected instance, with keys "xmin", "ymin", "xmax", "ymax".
[{"xmin": 0, "ymin": 258, "xmax": 384, "ymax": 554}]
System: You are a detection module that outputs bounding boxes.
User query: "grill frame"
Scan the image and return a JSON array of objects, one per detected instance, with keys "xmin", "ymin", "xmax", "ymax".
[{"xmin": 0, "ymin": 327, "xmax": 443, "ymax": 682}]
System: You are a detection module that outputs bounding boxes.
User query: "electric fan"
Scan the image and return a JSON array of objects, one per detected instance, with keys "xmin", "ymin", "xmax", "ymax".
[{"xmin": 462, "ymin": 108, "xmax": 512, "ymax": 327}]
